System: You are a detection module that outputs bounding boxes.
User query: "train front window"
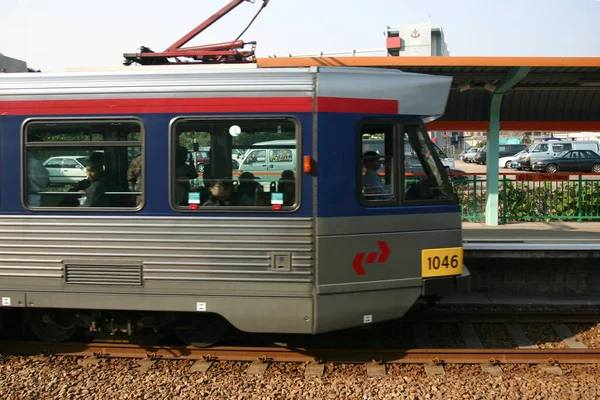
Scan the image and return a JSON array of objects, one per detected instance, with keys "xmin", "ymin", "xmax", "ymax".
[
  {"xmin": 170, "ymin": 117, "xmax": 299, "ymax": 210},
  {"xmin": 402, "ymin": 124, "xmax": 454, "ymax": 202},
  {"xmin": 23, "ymin": 119, "xmax": 143, "ymax": 209},
  {"xmin": 360, "ymin": 126, "xmax": 396, "ymax": 205},
  {"xmin": 358, "ymin": 120, "xmax": 455, "ymax": 206}
]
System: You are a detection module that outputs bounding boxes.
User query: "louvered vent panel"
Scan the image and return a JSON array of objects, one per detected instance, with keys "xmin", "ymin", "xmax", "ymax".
[{"xmin": 65, "ymin": 264, "xmax": 142, "ymax": 286}]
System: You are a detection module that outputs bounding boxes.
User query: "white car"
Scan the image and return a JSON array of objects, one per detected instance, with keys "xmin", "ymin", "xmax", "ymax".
[
  {"xmin": 498, "ymin": 150, "xmax": 526, "ymax": 168},
  {"xmin": 42, "ymin": 156, "xmax": 89, "ymax": 184}
]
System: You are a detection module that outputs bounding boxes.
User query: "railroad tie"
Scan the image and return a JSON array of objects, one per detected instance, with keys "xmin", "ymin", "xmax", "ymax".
[
  {"xmin": 366, "ymin": 362, "xmax": 386, "ymax": 377},
  {"xmin": 457, "ymin": 322, "xmax": 484, "ymax": 349},
  {"xmin": 458, "ymin": 322, "xmax": 503, "ymax": 376},
  {"xmin": 538, "ymin": 365, "xmax": 562, "ymax": 375},
  {"xmin": 550, "ymin": 322, "xmax": 588, "ymax": 349},
  {"xmin": 189, "ymin": 360, "xmax": 214, "ymax": 374},
  {"xmin": 79, "ymin": 357, "xmax": 102, "ymax": 366},
  {"xmin": 424, "ymin": 365, "xmax": 445, "ymax": 377},
  {"xmin": 245, "ymin": 360, "xmax": 269, "ymax": 375},
  {"xmin": 137, "ymin": 358, "xmax": 156, "ymax": 372},
  {"xmin": 481, "ymin": 364, "xmax": 503, "ymax": 376},
  {"xmin": 412, "ymin": 322, "xmax": 433, "ymax": 348},
  {"xmin": 304, "ymin": 362, "xmax": 324, "ymax": 377},
  {"xmin": 504, "ymin": 323, "xmax": 537, "ymax": 349}
]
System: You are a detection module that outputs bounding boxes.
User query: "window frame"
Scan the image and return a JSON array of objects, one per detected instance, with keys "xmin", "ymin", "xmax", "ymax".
[
  {"xmin": 357, "ymin": 118, "xmax": 457, "ymax": 207},
  {"xmin": 21, "ymin": 117, "xmax": 145, "ymax": 211},
  {"xmin": 168, "ymin": 115, "xmax": 302, "ymax": 213}
]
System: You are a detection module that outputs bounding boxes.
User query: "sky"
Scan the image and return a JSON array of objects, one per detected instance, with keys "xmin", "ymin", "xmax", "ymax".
[{"xmin": 1, "ymin": 0, "xmax": 600, "ymax": 72}]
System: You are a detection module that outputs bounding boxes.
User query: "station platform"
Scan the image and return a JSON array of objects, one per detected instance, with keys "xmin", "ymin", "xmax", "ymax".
[{"xmin": 462, "ymin": 221, "xmax": 600, "ymax": 254}]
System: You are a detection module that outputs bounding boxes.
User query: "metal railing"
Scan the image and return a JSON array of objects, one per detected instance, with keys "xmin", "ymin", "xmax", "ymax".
[{"xmin": 452, "ymin": 173, "xmax": 600, "ymax": 223}]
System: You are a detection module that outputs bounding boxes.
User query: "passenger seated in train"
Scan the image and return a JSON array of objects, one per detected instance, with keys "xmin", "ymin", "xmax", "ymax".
[
  {"xmin": 279, "ymin": 170, "xmax": 295, "ymax": 206},
  {"xmin": 236, "ymin": 172, "xmax": 264, "ymax": 206},
  {"xmin": 203, "ymin": 178, "xmax": 234, "ymax": 206},
  {"xmin": 362, "ymin": 151, "xmax": 393, "ymax": 201},
  {"xmin": 127, "ymin": 153, "xmax": 143, "ymax": 206},
  {"xmin": 174, "ymin": 145, "xmax": 199, "ymax": 206},
  {"xmin": 79, "ymin": 157, "xmax": 109, "ymax": 207}
]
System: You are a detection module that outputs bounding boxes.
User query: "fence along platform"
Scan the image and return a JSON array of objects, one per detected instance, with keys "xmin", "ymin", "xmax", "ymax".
[{"xmin": 452, "ymin": 172, "xmax": 600, "ymax": 224}]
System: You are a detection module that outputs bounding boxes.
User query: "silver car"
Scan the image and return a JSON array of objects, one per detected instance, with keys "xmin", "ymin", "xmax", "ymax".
[{"xmin": 42, "ymin": 156, "xmax": 89, "ymax": 184}]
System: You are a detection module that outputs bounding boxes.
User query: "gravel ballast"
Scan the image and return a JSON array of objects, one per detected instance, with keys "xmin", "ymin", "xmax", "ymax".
[{"xmin": 1, "ymin": 356, "xmax": 600, "ymax": 399}]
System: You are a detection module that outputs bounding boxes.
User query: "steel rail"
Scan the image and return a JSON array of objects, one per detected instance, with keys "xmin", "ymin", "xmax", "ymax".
[
  {"xmin": 401, "ymin": 312, "xmax": 600, "ymax": 324},
  {"xmin": 2, "ymin": 342, "xmax": 600, "ymax": 365}
]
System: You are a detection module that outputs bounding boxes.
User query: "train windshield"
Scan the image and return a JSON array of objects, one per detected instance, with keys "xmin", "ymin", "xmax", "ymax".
[
  {"xmin": 403, "ymin": 124, "xmax": 454, "ymax": 202},
  {"xmin": 360, "ymin": 121, "xmax": 455, "ymax": 205}
]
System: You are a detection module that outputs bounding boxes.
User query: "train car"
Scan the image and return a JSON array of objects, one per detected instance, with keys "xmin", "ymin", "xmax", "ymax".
[{"xmin": 0, "ymin": 66, "xmax": 469, "ymax": 345}]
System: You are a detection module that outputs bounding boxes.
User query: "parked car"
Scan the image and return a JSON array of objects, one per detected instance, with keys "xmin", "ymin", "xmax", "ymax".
[
  {"xmin": 531, "ymin": 150, "xmax": 600, "ymax": 173},
  {"xmin": 189, "ymin": 150, "xmax": 240, "ymax": 172},
  {"xmin": 42, "ymin": 156, "xmax": 89, "ymax": 184},
  {"xmin": 498, "ymin": 150, "xmax": 526, "ymax": 168},
  {"xmin": 474, "ymin": 144, "xmax": 527, "ymax": 165},
  {"xmin": 462, "ymin": 148, "xmax": 481, "ymax": 163},
  {"xmin": 364, "ymin": 138, "xmax": 455, "ymax": 169},
  {"xmin": 239, "ymin": 140, "xmax": 296, "ymax": 174},
  {"xmin": 518, "ymin": 140, "xmax": 600, "ymax": 170}
]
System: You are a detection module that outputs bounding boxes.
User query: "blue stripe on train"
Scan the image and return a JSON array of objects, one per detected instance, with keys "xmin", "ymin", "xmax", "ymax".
[{"xmin": 1, "ymin": 112, "xmax": 457, "ymax": 218}]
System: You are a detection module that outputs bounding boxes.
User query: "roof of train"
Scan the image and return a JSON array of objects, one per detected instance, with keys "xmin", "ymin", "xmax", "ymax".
[{"xmin": 0, "ymin": 66, "xmax": 452, "ymax": 118}]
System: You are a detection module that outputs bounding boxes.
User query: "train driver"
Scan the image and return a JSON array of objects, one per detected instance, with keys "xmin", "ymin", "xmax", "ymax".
[{"xmin": 362, "ymin": 151, "xmax": 393, "ymax": 201}]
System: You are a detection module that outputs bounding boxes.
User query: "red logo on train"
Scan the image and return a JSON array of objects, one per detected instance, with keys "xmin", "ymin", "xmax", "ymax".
[{"xmin": 352, "ymin": 241, "xmax": 390, "ymax": 275}]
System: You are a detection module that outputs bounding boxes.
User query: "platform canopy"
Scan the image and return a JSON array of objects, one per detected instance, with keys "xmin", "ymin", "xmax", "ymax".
[{"xmin": 257, "ymin": 56, "xmax": 600, "ymax": 132}]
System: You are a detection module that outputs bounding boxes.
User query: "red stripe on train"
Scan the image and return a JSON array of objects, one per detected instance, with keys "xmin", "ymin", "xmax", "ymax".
[
  {"xmin": 0, "ymin": 97, "xmax": 398, "ymax": 115},
  {"xmin": 317, "ymin": 97, "xmax": 398, "ymax": 114},
  {"xmin": 0, "ymin": 97, "xmax": 313, "ymax": 115}
]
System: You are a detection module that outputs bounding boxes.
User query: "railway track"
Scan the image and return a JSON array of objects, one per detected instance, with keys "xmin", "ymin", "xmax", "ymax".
[{"xmin": 1, "ymin": 311, "xmax": 599, "ymax": 376}]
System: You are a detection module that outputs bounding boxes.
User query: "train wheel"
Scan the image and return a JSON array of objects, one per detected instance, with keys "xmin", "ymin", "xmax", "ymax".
[
  {"xmin": 28, "ymin": 309, "xmax": 78, "ymax": 342},
  {"xmin": 174, "ymin": 314, "xmax": 230, "ymax": 348}
]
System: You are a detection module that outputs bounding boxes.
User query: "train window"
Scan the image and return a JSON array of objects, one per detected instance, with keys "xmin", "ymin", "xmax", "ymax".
[
  {"xmin": 171, "ymin": 118, "xmax": 298, "ymax": 210},
  {"xmin": 23, "ymin": 119, "xmax": 143, "ymax": 209},
  {"xmin": 359, "ymin": 121, "xmax": 455, "ymax": 206},
  {"xmin": 360, "ymin": 126, "xmax": 396, "ymax": 205},
  {"xmin": 402, "ymin": 125, "xmax": 454, "ymax": 203}
]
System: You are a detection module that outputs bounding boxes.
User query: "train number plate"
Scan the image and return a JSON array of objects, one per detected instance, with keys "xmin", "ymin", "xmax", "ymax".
[{"xmin": 421, "ymin": 247, "xmax": 463, "ymax": 278}]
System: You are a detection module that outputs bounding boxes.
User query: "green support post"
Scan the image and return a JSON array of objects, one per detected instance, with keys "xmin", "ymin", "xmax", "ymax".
[
  {"xmin": 578, "ymin": 174, "xmax": 583, "ymax": 223},
  {"xmin": 485, "ymin": 66, "xmax": 531, "ymax": 226},
  {"xmin": 502, "ymin": 174, "xmax": 507, "ymax": 224},
  {"xmin": 472, "ymin": 174, "xmax": 477, "ymax": 222}
]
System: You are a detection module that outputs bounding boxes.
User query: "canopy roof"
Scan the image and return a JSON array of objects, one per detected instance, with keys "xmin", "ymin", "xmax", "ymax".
[{"xmin": 258, "ymin": 57, "xmax": 600, "ymax": 131}]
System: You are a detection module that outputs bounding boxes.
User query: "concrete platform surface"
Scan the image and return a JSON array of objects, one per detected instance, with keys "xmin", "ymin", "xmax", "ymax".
[{"xmin": 462, "ymin": 222, "xmax": 600, "ymax": 250}]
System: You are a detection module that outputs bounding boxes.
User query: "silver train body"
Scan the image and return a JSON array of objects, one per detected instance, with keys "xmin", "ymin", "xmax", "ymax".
[{"xmin": 0, "ymin": 66, "xmax": 468, "ymax": 339}]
